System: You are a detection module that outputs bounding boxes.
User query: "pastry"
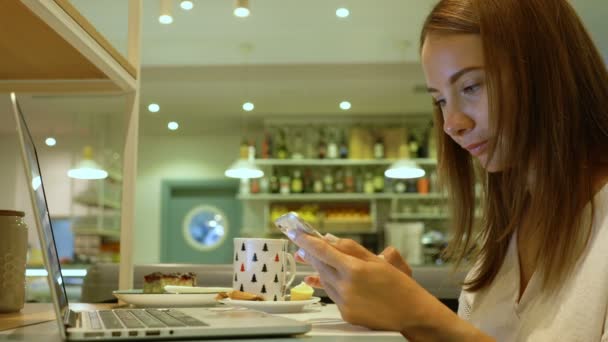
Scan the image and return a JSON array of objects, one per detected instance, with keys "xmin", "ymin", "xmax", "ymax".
[
  {"xmin": 215, "ymin": 290, "xmax": 264, "ymax": 301},
  {"xmin": 290, "ymin": 281, "xmax": 314, "ymax": 301},
  {"xmin": 143, "ymin": 272, "xmax": 197, "ymax": 294}
]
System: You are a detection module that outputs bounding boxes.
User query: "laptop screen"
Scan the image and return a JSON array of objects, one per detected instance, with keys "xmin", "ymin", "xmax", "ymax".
[{"xmin": 11, "ymin": 94, "xmax": 69, "ymax": 318}]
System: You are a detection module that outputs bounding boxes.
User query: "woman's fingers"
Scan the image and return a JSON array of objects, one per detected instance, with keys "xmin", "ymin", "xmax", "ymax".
[
  {"xmin": 304, "ymin": 275, "xmax": 323, "ymax": 289},
  {"xmin": 379, "ymin": 246, "xmax": 412, "ymax": 276},
  {"xmin": 333, "ymin": 238, "xmax": 378, "ymax": 262},
  {"xmin": 288, "ymin": 230, "xmax": 353, "ymax": 270}
]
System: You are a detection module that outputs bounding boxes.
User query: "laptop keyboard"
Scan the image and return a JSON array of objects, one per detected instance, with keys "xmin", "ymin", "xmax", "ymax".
[{"xmin": 89, "ymin": 309, "xmax": 207, "ymax": 330}]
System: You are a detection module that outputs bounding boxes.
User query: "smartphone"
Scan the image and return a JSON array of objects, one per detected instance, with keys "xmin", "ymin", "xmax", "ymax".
[{"xmin": 274, "ymin": 211, "xmax": 324, "ymax": 238}]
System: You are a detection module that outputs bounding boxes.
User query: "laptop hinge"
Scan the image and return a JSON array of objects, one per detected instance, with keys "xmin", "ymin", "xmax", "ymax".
[{"xmin": 64, "ymin": 309, "xmax": 79, "ymax": 328}]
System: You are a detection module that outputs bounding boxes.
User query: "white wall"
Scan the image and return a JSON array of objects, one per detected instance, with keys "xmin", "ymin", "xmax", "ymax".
[{"xmin": 133, "ymin": 134, "xmax": 243, "ymax": 263}]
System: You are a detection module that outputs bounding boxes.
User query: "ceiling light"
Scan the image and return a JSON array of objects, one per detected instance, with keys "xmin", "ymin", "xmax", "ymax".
[
  {"xmin": 234, "ymin": 0, "xmax": 250, "ymax": 18},
  {"xmin": 68, "ymin": 146, "xmax": 108, "ymax": 180},
  {"xmin": 180, "ymin": 0, "xmax": 193, "ymax": 10},
  {"xmin": 242, "ymin": 102, "xmax": 254, "ymax": 111},
  {"xmin": 336, "ymin": 8, "xmax": 350, "ymax": 18},
  {"xmin": 148, "ymin": 103, "xmax": 160, "ymax": 112},
  {"xmin": 384, "ymin": 159, "xmax": 426, "ymax": 179},
  {"xmin": 168, "ymin": 121, "xmax": 179, "ymax": 131},
  {"xmin": 159, "ymin": 0, "xmax": 173, "ymax": 24},
  {"xmin": 225, "ymin": 146, "xmax": 264, "ymax": 179},
  {"xmin": 339, "ymin": 101, "xmax": 351, "ymax": 110},
  {"xmin": 45, "ymin": 137, "xmax": 57, "ymax": 147}
]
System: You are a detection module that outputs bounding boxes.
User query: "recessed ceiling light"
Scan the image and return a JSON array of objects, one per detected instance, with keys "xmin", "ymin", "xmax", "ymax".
[
  {"xmin": 148, "ymin": 103, "xmax": 160, "ymax": 113},
  {"xmin": 339, "ymin": 101, "xmax": 352, "ymax": 110},
  {"xmin": 180, "ymin": 0, "xmax": 193, "ymax": 10},
  {"xmin": 168, "ymin": 121, "xmax": 179, "ymax": 131},
  {"xmin": 159, "ymin": 15, "xmax": 173, "ymax": 24},
  {"xmin": 234, "ymin": 0, "xmax": 250, "ymax": 17},
  {"xmin": 242, "ymin": 102, "xmax": 255, "ymax": 111},
  {"xmin": 336, "ymin": 8, "xmax": 350, "ymax": 18},
  {"xmin": 45, "ymin": 137, "xmax": 57, "ymax": 147}
]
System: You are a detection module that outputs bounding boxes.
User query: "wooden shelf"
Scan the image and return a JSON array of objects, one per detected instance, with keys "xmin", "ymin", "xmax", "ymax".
[
  {"xmin": 255, "ymin": 158, "xmax": 437, "ymax": 166},
  {"xmin": 239, "ymin": 193, "xmax": 447, "ymax": 201},
  {"xmin": 390, "ymin": 213, "xmax": 449, "ymax": 220},
  {"xmin": 0, "ymin": 0, "xmax": 136, "ymax": 93}
]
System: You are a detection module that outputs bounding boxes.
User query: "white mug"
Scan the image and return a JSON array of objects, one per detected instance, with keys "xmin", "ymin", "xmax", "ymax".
[{"xmin": 233, "ymin": 238, "xmax": 296, "ymax": 301}]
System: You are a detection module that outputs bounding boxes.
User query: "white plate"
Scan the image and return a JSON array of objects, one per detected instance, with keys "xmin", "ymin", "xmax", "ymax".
[
  {"xmin": 218, "ymin": 296, "xmax": 321, "ymax": 314},
  {"xmin": 113, "ymin": 288, "xmax": 230, "ymax": 308}
]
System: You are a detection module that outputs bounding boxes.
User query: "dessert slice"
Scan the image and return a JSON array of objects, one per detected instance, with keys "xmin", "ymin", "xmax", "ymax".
[
  {"xmin": 290, "ymin": 281, "xmax": 314, "ymax": 301},
  {"xmin": 215, "ymin": 290, "xmax": 264, "ymax": 301},
  {"xmin": 143, "ymin": 272, "xmax": 197, "ymax": 294}
]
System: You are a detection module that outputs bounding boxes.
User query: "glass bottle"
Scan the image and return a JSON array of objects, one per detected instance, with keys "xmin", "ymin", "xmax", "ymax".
[
  {"xmin": 408, "ymin": 134, "xmax": 419, "ymax": 159},
  {"xmin": 313, "ymin": 172, "xmax": 324, "ymax": 193},
  {"xmin": 291, "ymin": 131, "xmax": 305, "ymax": 159},
  {"xmin": 327, "ymin": 129, "xmax": 339, "ymax": 159},
  {"xmin": 363, "ymin": 172, "xmax": 375, "ymax": 194},
  {"xmin": 303, "ymin": 168, "xmax": 313, "ymax": 193},
  {"xmin": 280, "ymin": 174, "xmax": 291, "ymax": 195},
  {"xmin": 323, "ymin": 168, "xmax": 334, "ymax": 193},
  {"xmin": 250, "ymin": 177, "xmax": 260, "ymax": 194},
  {"xmin": 269, "ymin": 171, "xmax": 280, "ymax": 194},
  {"xmin": 373, "ymin": 135, "xmax": 385, "ymax": 159},
  {"xmin": 259, "ymin": 176, "xmax": 269, "ymax": 193},
  {"xmin": 240, "ymin": 138, "xmax": 249, "ymax": 159},
  {"xmin": 373, "ymin": 168, "xmax": 385, "ymax": 193},
  {"xmin": 339, "ymin": 129, "xmax": 349, "ymax": 159},
  {"xmin": 334, "ymin": 168, "xmax": 345, "ymax": 193},
  {"xmin": 355, "ymin": 168, "xmax": 364, "ymax": 193},
  {"xmin": 276, "ymin": 129, "xmax": 289, "ymax": 159},
  {"xmin": 261, "ymin": 131, "xmax": 272, "ymax": 159},
  {"xmin": 317, "ymin": 128, "xmax": 327, "ymax": 159},
  {"xmin": 344, "ymin": 167, "xmax": 355, "ymax": 193},
  {"xmin": 291, "ymin": 169, "xmax": 303, "ymax": 194}
]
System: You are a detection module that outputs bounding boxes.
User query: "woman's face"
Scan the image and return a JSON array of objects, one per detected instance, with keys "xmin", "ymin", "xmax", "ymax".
[{"xmin": 421, "ymin": 33, "xmax": 502, "ymax": 172}]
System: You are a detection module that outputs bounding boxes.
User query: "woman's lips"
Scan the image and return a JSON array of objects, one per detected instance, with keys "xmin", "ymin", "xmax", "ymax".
[{"xmin": 465, "ymin": 140, "xmax": 488, "ymax": 157}]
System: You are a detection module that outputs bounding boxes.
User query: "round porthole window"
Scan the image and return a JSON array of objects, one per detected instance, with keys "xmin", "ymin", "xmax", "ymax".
[{"xmin": 182, "ymin": 205, "xmax": 228, "ymax": 251}]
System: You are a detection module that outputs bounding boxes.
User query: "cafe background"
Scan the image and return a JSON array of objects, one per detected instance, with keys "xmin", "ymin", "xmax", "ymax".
[{"xmin": 0, "ymin": 0, "xmax": 606, "ymax": 302}]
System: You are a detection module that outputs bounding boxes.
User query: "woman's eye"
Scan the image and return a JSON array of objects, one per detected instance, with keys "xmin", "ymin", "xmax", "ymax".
[{"xmin": 463, "ymin": 84, "xmax": 480, "ymax": 95}]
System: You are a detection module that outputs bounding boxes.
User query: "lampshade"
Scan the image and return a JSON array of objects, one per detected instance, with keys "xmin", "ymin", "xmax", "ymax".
[
  {"xmin": 68, "ymin": 146, "xmax": 108, "ymax": 180},
  {"xmin": 384, "ymin": 159, "xmax": 425, "ymax": 179},
  {"xmin": 224, "ymin": 146, "xmax": 264, "ymax": 179}
]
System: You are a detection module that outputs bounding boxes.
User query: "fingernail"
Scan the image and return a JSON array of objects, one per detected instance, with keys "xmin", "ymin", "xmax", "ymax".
[
  {"xmin": 287, "ymin": 230, "xmax": 297, "ymax": 240},
  {"xmin": 377, "ymin": 254, "xmax": 385, "ymax": 259},
  {"xmin": 323, "ymin": 233, "xmax": 339, "ymax": 244},
  {"xmin": 297, "ymin": 249, "xmax": 306, "ymax": 258}
]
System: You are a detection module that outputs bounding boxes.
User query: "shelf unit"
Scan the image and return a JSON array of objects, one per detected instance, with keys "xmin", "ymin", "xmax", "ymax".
[
  {"xmin": 239, "ymin": 192, "xmax": 446, "ymax": 201},
  {"xmin": 2, "ymin": 0, "xmax": 142, "ymax": 291},
  {"xmin": 255, "ymin": 158, "xmax": 438, "ymax": 166}
]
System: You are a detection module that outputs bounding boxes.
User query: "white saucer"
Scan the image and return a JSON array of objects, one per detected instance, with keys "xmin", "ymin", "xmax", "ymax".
[
  {"xmin": 113, "ymin": 288, "xmax": 230, "ymax": 308},
  {"xmin": 218, "ymin": 296, "xmax": 321, "ymax": 314}
]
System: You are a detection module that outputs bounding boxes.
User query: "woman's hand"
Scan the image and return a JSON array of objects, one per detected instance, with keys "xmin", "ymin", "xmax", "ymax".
[
  {"xmin": 295, "ymin": 236, "xmax": 412, "ymax": 288},
  {"xmin": 287, "ymin": 230, "xmax": 495, "ymax": 341}
]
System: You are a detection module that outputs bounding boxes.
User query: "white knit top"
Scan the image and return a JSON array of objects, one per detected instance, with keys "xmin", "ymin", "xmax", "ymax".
[{"xmin": 458, "ymin": 183, "xmax": 608, "ymax": 342}]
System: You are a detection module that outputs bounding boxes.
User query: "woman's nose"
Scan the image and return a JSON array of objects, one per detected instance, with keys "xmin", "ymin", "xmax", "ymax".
[{"xmin": 443, "ymin": 109, "xmax": 474, "ymax": 137}]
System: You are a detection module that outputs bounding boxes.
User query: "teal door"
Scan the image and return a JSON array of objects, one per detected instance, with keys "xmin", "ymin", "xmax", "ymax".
[{"xmin": 161, "ymin": 180, "xmax": 241, "ymax": 264}]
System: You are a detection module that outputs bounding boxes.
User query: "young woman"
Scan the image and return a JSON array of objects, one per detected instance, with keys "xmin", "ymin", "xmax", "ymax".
[{"xmin": 287, "ymin": 0, "xmax": 608, "ymax": 340}]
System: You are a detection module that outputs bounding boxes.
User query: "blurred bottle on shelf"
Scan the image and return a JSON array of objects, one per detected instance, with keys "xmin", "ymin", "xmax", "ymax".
[
  {"xmin": 323, "ymin": 168, "xmax": 334, "ymax": 193},
  {"xmin": 303, "ymin": 168, "xmax": 314, "ymax": 193},
  {"xmin": 261, "ymin": 131, "xmax": 272, "ymax": 159},
  {"xmin": 313, "ymin": 171, "xmax": 324, "ymax": 193},
  {"xmin": 250, "ymin": 178, "xmax": 260, "ymax": 194},
  {"xmin": 259, "ymin": 176, "xmax": 269, "ymax": 193},
  {"xmin": 408, "ymin": 134, "xmax": 419, "ymax": 159},
  {"xmin": 344, "ymin": 167, "xmax": 355, "ymax": 193},
  {"xmin": 355, "ymin": 168, "xmax": 364, "ymax": 193},
  {"xmin": 291, "ymin": 169, "xmax": 303, "ymax": 194},
  {"xmin": 373, "ymin": 168, "xmax": 385, "ymax": 193},
  {"xmin": 373, "ymin": 134, "xmax": 385, "ymax": 159},
  {"xmin": 318, "ymin": 128, "xmax": 327, "ymax": 159},
  {"xmin": 269, "ymin": 171, "xmax": 280, "ymax": 194},
  {"xmin": 276, "ymin": 130, "xmax": 289, "ymax": 159},
  {"xmin": 394, "ymin": 179, "xmax": 406, "ymax": 193},
  {"xmin": 291, "ymin": 131, "xmax": 305, "ymax": 159},
  {"xmin": 305, "ymin": 126, "xmax": 317, "ymax": 159},
  {"xmin": 334, "ymin": 168, "xmax": 345, "ymax": 193},
  {"xmin": 427, "ymin": 121, "xmax": 438, "ymax": 160},
  {"xmin": 327, "ymin": 129, "xmax": 339, "ymax": 159},
  {"xmin": 339, "ymin": 129, "xmax": 349, "ymax": 159},
  {"xmin": 417, "ymin": 176, "xmax": 429, "ymax": 194},
  {"xmin": 363, "ymin": 172, "xmax": 375, "ymax": 194},
  {"xmin": 279, "ymin": 174, "xmax": 291, "ymax": 195}
]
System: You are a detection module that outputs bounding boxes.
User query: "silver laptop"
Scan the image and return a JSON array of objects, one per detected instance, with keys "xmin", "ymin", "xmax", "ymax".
[{"xmin": 10, "ymin": 93, "xmax": 311, "ymax": 341}]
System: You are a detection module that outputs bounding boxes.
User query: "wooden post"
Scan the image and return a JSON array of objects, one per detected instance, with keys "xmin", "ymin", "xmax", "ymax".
[{"xmin": 118, "ymin": 0, "xmax": 142, "ymax": 292}]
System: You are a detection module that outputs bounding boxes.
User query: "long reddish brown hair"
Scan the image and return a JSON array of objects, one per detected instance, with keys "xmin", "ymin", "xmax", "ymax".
[{"xmin": 421, "ymin": 0, "xmax": 608, "ymax": 292}]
